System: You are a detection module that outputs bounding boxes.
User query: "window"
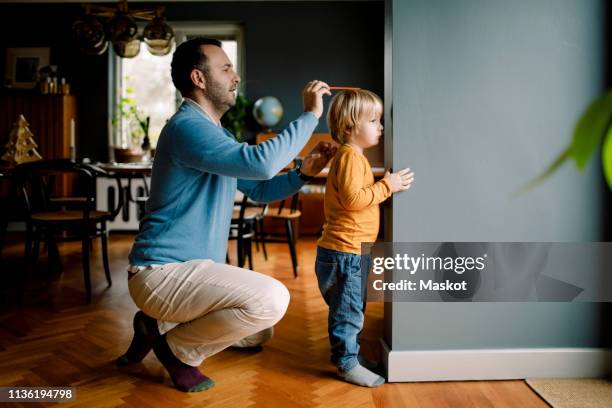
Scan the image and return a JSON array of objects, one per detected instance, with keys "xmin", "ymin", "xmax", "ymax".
[{"xmin": 111, "ymin": 23, "xmax": 243, "ymax": 150}]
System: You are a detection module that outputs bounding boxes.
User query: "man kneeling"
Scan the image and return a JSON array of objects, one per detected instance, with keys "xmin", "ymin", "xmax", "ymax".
[{"xmin": 116, "ymin": 38, "xmax": 334, "ymax": 392}]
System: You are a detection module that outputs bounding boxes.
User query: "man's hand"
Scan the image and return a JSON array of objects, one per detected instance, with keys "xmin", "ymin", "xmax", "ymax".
[
  {"xmin": 384, "ymin": 168, "xmax": 415, "ymax": 193},
  {"xmin": 303, "ymin": 80, "xmax": 331, "ymax": 119},
  {"xmin": 300, "ymin": 142, "xmax": 338, "ymax": 177}
]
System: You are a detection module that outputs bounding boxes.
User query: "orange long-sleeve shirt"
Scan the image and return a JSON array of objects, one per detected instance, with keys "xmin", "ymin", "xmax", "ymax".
[{"xmin": 318, "ymin": 144, "xmax": 392, "ymax": 254}]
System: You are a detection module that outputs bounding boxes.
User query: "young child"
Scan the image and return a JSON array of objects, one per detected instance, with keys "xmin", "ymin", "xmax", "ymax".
[{"xmin": 316, "ymin": 89, "xmax": 414, "ymax": 387}]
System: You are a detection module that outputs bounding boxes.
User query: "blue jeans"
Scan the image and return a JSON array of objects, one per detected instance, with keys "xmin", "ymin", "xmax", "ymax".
[{"xmin": 315, "ymin": 246, "xmax": 370, "ymax": 371}]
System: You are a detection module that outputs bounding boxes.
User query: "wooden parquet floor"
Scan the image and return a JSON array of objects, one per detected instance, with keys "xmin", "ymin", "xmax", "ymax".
[{"xmin": 0, "ymin": 234, "xmax": 548, "ymax": 407}]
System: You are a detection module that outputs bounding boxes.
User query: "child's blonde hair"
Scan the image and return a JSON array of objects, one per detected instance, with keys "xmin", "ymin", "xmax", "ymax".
[{"xmin": 326, "ymin": 89, "xmax": 383, "ymax": 144}]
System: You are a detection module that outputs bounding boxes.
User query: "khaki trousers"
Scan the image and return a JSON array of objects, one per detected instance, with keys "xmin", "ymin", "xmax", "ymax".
[{"xmin": 127, "ymin": 259, "xmax": 290, "ymax": 366}]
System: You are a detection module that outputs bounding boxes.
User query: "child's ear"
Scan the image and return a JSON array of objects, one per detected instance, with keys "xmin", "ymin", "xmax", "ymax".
[{"xmin": 343, "ymin": 126, "xmax": 353, "ymax": 139}]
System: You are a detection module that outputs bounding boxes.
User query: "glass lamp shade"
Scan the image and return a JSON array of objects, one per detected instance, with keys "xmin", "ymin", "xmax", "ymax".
[
  {"xmin": 109, "ymin": 12, "xmax": 138, "ymax": 42},
  {"xmin": 147, "ymin": 41, "xmax": 173, "ymax": 56},
  {"xmin": 113, "ymin": 38, "xmax": 141, "ymax": 58},
  {"xmin": 143, "ymin": 17, "xmax": 174, "ymax": 56},
  {"xmin": 73, "ymin": 15, "xmax": 106, "ymax": 52},
  {"xmin": 87, "ymin": 39, "xmax": 109, "ymax": 56}
]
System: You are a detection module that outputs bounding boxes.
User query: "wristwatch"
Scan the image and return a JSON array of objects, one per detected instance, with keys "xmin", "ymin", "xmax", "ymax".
[{"xmin": 295, "ymin": 159, "xmax": 314, "ymax": 182}]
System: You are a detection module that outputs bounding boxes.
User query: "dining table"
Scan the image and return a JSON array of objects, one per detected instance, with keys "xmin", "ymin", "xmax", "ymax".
[{"xmin": 96, "ymin": 161, "xmax": 152, "ymax": 205}]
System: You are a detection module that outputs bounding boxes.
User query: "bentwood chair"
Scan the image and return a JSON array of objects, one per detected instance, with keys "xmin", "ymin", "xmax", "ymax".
[
  {"xmin": 229, "ymin": 194, "xmax": 260, "ymax": 269},
  {"xmin": 263, "ymin": 192, "xmax": 302, "ymax": 278},
  {"xmin": 13, "ymin": 159, "xmax": 123, "ymax": 303}
]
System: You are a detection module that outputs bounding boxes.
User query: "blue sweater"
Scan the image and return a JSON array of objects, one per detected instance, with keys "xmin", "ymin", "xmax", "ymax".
[{"xmin": 128, "ymin": 101, "xmax": 318, "ymax": 265}]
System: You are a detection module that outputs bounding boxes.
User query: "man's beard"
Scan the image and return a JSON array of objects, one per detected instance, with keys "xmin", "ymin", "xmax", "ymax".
[{"xmin": 203, "ymin": 73, "xmax": 235, "ymax": 113}]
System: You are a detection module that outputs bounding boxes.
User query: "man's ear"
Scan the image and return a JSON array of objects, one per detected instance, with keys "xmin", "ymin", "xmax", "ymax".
[{"xmin": 190, "ymin": 68, "xmax": 206, "ymax": 91}]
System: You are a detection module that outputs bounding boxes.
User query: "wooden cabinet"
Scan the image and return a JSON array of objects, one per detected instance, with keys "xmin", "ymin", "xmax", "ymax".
[
  {"xmin": 1, "ymin": 94, "xmax": 76, "ymax": 160},
  {"xmin": 0, "ymin": 93, "xmax": 77, "ymax": 195}
]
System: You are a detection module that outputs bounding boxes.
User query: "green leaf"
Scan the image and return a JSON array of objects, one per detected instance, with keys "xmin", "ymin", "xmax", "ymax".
[
  {"xmin": 571, "ymin": 90, "xmax": 612, "ymax": 170},
  {"xmin": 514, "ymin": 146, "xmax": 572, "ymax": 195},
  {"xmin": 603, "ymin": 125, "xmax": 612, "ymax": 190}
]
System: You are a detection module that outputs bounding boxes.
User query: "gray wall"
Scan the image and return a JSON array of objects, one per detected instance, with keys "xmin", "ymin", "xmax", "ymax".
[
  {"xmin": 166, "ymin": 2, "xmax": 384, "ymax": 134},
  {"xmin": 388, "ymin": 0, "xmax": 610, "ymax": 350}
]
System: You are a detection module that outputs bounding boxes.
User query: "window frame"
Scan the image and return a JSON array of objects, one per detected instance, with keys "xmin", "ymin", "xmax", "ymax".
[{"xmin": 109, "ymin": 21, "xmax": 245, "ymax": 151}]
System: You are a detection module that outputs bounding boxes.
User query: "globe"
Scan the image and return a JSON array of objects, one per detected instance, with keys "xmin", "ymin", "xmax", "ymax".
[{"xmin": 253, "ymin": 96, "xmax": 283, "ymax": 129}]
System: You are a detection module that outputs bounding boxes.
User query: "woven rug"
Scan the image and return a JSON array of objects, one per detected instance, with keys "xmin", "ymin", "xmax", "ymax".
[{"xmin": 525, "ymin": 378, "xmax": 612, "ymax": 408}]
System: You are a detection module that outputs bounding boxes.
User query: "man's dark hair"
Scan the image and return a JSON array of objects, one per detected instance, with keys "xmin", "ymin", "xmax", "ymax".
[{"xmin": 171, "ymin": 37, "xmax": 222, "ymax": 96}]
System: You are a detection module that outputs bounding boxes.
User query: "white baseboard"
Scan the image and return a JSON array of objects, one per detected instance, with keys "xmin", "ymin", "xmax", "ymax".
[{"xmin": 380, "ymin": 339, "xmax": 612, "ymax": 382}]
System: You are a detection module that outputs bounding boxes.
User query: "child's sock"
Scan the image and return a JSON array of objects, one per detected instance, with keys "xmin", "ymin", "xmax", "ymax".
[
  {"xmin": 338, "ymin": 363, "xmax": 385, "ymax": 388},
  {"xmin": 153, "ymin": 334, "xmax": 215, "ymax": 392},
  {"xmin": 116, "ymin": 311, "xmax": 160, "ymax": 365},
  {"xmin": 358, "ymin": 355, "xmax": 383, "ymax": 375}
]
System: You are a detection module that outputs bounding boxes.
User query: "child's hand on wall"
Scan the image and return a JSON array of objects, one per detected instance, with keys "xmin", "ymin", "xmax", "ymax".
[
  {"xmin": 384, "ymin": 168, "xmax": 414, "ymax": 193},
  {"xmin": 303, "ymin": 80, "xmax": 331, "ymax": 118}
]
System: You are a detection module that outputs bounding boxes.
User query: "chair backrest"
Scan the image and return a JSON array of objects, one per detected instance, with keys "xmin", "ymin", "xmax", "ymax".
[
  {"xmin": 13, "ymin": 159, "xmax": 123, "ymax": 221},
  {"xmin": 234, "ymin": 191, "xmax": 268, "ymax": 217},
  {"xmin": 81, "ymin": 163, "xmax": 124, "ymax": 220},
  {"xmin": 236, "ymin": 193, "xmax": 249, "ymax": 223},
  {"xmin": 233, "ymin": 194, "xmax": 256, "ymax": 237},
  {"xmin": 245, "ymin": 196, "xmax": 268, "ymax": 217},
  {"xmin": 277, "ymin": 192, "xmax": 300, "ymax": 215},
  {"xmin": 13, "ymin": 159, "xmax": 93, "ymax": 217}
]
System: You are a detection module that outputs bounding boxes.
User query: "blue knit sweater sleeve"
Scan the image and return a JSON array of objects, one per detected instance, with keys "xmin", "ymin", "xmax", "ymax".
[
  {"xmin": 237, "ymin": 169, "xmax": 305, "ymax": 203},
  {"xmin": 170, "ymin": 109, "xmax": 318, "ymax": 180}
]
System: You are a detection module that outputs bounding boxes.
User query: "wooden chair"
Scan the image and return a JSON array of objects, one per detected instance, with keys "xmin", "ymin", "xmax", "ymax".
[
  {"xmin": 228, "ymin": 194, "xmax": 260, "ymax": 269},
  {"xmin": 263, "ymin": 192, "xmax": 302, "ymax": 278},
  {"xmin": 253, "ymin": 201, "xmax": 269, "ymax": 261},
  {"xmin": 13, "ymin": 159, "xmax": 123, "ymax": 303}
]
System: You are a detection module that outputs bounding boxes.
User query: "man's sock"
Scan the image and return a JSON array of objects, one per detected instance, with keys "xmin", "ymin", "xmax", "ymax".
[
  {"xmin": 338, "ymin": 363, "xmax": 385, "ymax": 388},
  {"xmin": 153, "ymin": 334, "xmax": 215, "ymax": 392},
  {"xmin": 116, "ymin": 311, "xmax": 160, "ymax": 366}
]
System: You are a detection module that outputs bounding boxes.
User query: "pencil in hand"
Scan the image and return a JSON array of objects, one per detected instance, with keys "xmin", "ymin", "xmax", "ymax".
[{"xmin": 329, "ymin": 86, "xmax": 361, "ymax": 91}]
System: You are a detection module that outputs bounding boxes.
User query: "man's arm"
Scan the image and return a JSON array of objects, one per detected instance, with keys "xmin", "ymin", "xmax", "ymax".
[
  {"xmin": 237, "ymin": 170, "xmax": 304, "ymax": 203},
  {"xmin": 172, "ymin": 80, "xmax": 330, "ymax": 180},
  {"xmin": 173, "ymin": 112, "xmax": 317, "ymax": 180},
  {"xmin": 237, "ymin": 141, "xmax": 338, "ymax": 202}
]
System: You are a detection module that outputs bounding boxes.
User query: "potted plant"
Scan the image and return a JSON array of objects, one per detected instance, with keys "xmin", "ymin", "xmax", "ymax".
[
  {"xmin": 112, "ymin": 80, "xmax": 151, "ymax": 162},
  {"xmin": 222, "ymin": 92, "xmax": 253, "ymax": 142},
  {"xmin": 520, "ymin": 91, "xmax": 612, "ymax": 193}
]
